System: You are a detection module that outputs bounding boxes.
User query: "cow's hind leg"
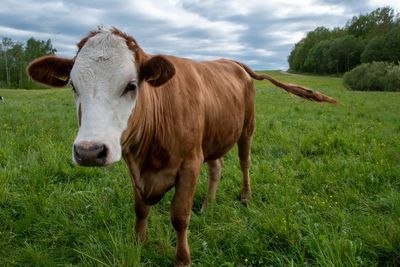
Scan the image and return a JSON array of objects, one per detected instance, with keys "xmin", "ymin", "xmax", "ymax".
[
  {"xmin": 238, "ymin": 125, "xmax": 254, "ymax": 204},
  {"xmin": 201, "ymin": 158, "xmax": 223, "ymax": 211}
]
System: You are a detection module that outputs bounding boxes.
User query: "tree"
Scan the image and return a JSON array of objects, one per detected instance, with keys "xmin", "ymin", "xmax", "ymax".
[
  {"xmin": 361, "ymin": 36, "xmax": 386, "ymax": 63},
  {"xmin": 288, "ymin": 41, "xmax": 307, "ymax": 71},
  {"xmin": 361, "ymin": 26, "xmax": 400, "ymax": 63},
  {"xmin": 0, "ymin": 37, "xmax": 57, "ymax": 89},
  {"xmin": 346, "ymin": 7, "xmax": 397, "ymax": 39},
  {"xmin": 382, "ymin": 26, "xmax": 400, "ymax": 63},
  {"xmin": 288, "ymin": 27, "xmax": 333, "ymax": 72},
  {"xmin": 304, "ymin": 40, "xmax": 332, "ymax": 73},
  {"xmin": 25, "ymin": 37, "xmax": 56, "ymax": 62},
  {"xmin": 2, "ymin": 37, "xmax": 13, "ymax": 87},
  {"xmin": 8, "ymin": 42, "xmax": 25, "ymax": 88},
  {"xmin": 331, "ymin": 36, "xmax": 364, "ymax": 73},
  {"xmin": 299, "ymin": 35, "xmax": 363, "ymax": 74}
]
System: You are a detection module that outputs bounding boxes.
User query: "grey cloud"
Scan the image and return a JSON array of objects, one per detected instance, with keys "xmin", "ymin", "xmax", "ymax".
[
  {"xmin": 0, "ymin": 0, "xmax": 397, "ymax": 70},
  {"xmin": 320, "ymin": 0, "xmax": 376, "ymax": 13}
]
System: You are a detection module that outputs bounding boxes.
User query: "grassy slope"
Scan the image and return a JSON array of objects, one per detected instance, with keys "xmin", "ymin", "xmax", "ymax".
[{"xmin": 0, "ymin": 72, "xmax": 399, "ymax": 266}]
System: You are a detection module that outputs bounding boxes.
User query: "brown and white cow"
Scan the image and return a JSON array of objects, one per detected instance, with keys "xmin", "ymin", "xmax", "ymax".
[{"xmin": 27, "ymin": 27, "xmax": 336, "ymax": 266}]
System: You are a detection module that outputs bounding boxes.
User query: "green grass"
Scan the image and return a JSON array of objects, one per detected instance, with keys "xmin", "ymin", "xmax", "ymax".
[{"xmin": 1, "ymin": 72, "xmax": 399, "ymax": 266}]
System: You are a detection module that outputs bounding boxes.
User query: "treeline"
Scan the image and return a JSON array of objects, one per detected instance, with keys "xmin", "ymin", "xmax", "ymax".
[
  {"xmin": 0, "ymin": 37, "xmax": 56, "ymax": 89},
  {"xmin": 288, "ymin": 7, "xmax": 400, "ymax": 74}
]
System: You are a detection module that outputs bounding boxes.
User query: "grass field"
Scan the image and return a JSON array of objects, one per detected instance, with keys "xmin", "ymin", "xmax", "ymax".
[{"xmin": 0, "ymin": 72, "xmax": 399, "ymax": 266}]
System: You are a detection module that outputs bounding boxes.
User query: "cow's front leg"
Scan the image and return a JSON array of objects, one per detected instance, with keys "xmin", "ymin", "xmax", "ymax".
[
  {"xmin": 134, "ymin": 188, "xmax": 151, "ymax": 242},
  {"xmin": 170, "ymin": 159, "xmax": 201, "ymax": 267}
]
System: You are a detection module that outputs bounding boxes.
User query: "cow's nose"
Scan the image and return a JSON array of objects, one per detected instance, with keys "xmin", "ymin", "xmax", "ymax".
[{"xmin": 74, "ymin": 142, "xmax": 108, "ymax": 166}]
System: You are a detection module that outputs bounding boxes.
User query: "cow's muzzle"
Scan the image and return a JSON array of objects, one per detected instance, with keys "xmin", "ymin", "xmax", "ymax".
[{"xmin": 74, "ymin": 142, "xmax": 108, "ymax": 166}]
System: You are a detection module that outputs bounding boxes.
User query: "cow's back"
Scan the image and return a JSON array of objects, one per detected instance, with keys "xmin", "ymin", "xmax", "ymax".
[{"xmin": 162, "ymin": 56, "xmax": 255, "ymax": 161}]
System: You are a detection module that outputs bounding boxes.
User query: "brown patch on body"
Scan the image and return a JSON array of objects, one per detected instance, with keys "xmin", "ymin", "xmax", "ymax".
[{"xmin": 143, "ymin": 140, "xmax": 171, "ymax": 171}]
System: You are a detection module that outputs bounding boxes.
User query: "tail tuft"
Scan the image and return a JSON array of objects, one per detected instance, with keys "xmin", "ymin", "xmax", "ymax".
[{"xmin": 276, "ymin": 82, "xmax": 338, "ymax": 104}]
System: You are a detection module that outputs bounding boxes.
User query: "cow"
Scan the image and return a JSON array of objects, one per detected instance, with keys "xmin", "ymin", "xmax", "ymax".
[{"xmin": 27, "ymin": 27, "xmax": 336, "ymax": 266}]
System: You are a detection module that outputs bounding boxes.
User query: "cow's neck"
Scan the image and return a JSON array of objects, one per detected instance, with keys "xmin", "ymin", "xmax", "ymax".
[
  {"xmin": 122, "ymin": 84, "xmax": 165, "ymax": 167},
  {"xmin": 122, "ymin": 83, "xmax": 178, "ymax": 203}
]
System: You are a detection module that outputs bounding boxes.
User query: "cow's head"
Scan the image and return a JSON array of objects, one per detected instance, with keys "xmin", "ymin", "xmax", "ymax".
[{"xmin": 27, "ymin": 28, "xmax": 175, "ymax": 166}]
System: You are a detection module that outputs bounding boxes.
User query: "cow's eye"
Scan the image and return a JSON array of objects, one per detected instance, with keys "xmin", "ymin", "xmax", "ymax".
[
  {"xmin": 127, "ymin": 81, "xmax": 138, "ymax": 91},
  {"xmin": 122, "ymin": 81, "xmax": 138, "ymax": 96}
]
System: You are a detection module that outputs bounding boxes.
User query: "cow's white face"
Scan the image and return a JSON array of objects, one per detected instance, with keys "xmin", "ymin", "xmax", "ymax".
[{"xmin": 70, "ymin": 32, "xmax": 138, "ymax": 166}]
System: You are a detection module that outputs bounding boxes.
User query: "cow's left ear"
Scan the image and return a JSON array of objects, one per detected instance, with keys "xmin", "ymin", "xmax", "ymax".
[
  {"xmin": 139, "ymin": 56, "xmax": 175, "ymax": 87},
  {"xmin": 27, "ymin": 56, "xmax": 74, "ymax": 87}
]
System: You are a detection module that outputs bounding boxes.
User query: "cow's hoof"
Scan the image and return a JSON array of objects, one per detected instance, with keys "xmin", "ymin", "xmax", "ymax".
[
  {"xmin": 136, "ymin": 233, "xmax": 146, "ymax": 243},
  {"xmin": 174, "ymin": 259, "xmax": 191, "ymax": 267},
  {"xmin": 174, "ymin": 262, "xmax": 191, "ymax": 267},
  {"xmin": 241, "ymin": 190, "xmax": 252, "ymax": 205},
  {"xmin": 174, "ymin": 256, "xmax": 191, "ymax": 267},
  {"xmin": 134, "ymin": 226, "xmax": 147, "ymax": 243}
]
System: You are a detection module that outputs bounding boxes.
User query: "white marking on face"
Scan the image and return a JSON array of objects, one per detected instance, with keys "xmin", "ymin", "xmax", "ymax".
[{"xmin": 70, "ymin": 30, "xmax": 138, "ymax": 165}]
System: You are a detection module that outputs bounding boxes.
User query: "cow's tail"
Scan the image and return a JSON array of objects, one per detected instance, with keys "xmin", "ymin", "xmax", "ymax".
[{"xmin": 233, "ymin": 61, "xmax": 338, "ymax": 104}]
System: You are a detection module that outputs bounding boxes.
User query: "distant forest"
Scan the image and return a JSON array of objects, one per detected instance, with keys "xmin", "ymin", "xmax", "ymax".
[
  {"xmin": 0, "ymin": 37, "xmax": 56, "ymax": 89},
  {"xmin": 288, "ymin": 7, "xmax": 400, "ymax": 74}
]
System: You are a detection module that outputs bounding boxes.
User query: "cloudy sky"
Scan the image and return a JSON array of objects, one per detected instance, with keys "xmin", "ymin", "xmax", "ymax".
[{"xmin": 1, "ymin": 0, "xmax": 399, "ymax": 70}]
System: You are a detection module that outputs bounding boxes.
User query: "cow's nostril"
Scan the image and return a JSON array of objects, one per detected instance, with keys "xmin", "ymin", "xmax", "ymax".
[
  {"xmin": 97, "ymin": 145, "xmax": 108, "ymax": 160},
  {"xmin": 73, "ymin": 144, "xmax": 81, "ymax": 160}
]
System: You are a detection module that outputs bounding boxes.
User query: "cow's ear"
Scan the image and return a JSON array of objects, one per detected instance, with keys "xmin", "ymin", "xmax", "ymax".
[
  {"xmin": 139, "ymin": 56, "xmax": 175, "ymax": 87},
  {"xmin": 27, "ymin": 56, "xmax": 74, "ymax": 87}
]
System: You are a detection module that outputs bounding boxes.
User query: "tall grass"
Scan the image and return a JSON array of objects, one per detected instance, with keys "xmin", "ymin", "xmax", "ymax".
[{"xmin": 0, "ymin": 72, "xmax": 399, "ymax": 266}]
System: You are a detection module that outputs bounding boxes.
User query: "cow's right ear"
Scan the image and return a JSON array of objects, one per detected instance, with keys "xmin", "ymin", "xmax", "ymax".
[{"xmin": 27, "ymin": 56, "xmax": 74, "ymax": 87}]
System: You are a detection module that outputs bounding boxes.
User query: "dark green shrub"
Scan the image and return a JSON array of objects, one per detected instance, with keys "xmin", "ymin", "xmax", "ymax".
[
  {"xmin": 343, "ymin": 62, "xmax": 400, "ymax": 92},
  {"xmin": 385, "ymin": 64, "xmax": 400, "ymax": 91}
]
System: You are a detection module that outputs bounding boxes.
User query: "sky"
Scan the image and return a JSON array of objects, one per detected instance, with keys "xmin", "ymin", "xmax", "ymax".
[{"xmin": 0, "ymin": 0, "xmax": 399, "ymax": 70}]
